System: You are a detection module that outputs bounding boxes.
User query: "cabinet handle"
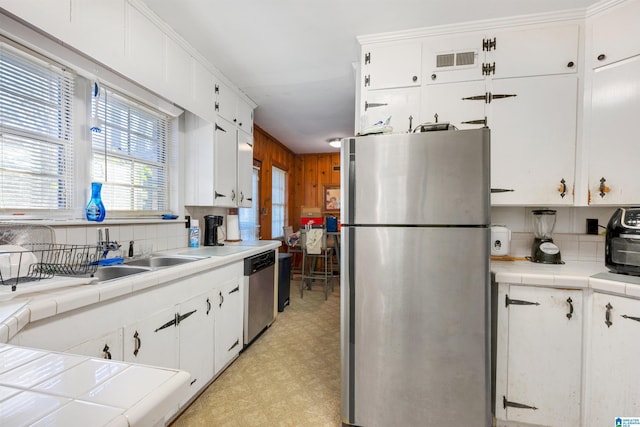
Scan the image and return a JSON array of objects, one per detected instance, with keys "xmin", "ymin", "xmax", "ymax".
[
  {"xmin": 597, "ymin": 53, "xmax": 606, "ymax": 61},
  {"xmin": 605, "ymin": 303, "xmax": 613, "ymax": 328},
  {"xmin": 505, "ymin": 294, "xmax": 540, "ymax": 307},
  {"xmin": 231, "ymin": 190, "xmax": 236, "ymax": 201},
  {"xmin": 240, "ymin": 192, "xmax": 244, "ymax": 203},
  {"xmin": 229, "ymin": 285, "xmax": 240, "ymax": 294},
  {"xmin": 228, "ymin": 339, "xmax": 240, "ymax": 352},
  {"xmin": 621, "ymin": 314, "xmax": 640, "ymax": 323},
  {"xmin": 206, "ymin": 298, "xmax": 211, "ymax": 315},
  {"xmin": 219, "ymin": 290, "xmax": 224, "ymax": 308},
  {"xmin": 558, "ymin": 178, "xmax": 567, "ymax": 198},
  {"xmin": 215, "ymin": 123, "xmax": 227, "ymax": 133},
  {"xmin": 503, "ymin": 396, "xmax": 537, "ymax": 410},
  {"xmin": 133, "ymin": 331, "xmax": 141, "ymax": 356},
  {"xmin": 215, "ymin": 191, "xmax": 227, "ymax": 199},
  {"xmin": 599, "ymin": 177, "xmax": 610, "ymax": 198},
  {"xmin": 102, "ymin": 344, "xmax": 112, "ymax": 359},
  {"xmin": 239, "ymin": 122, "xmax": 243, "ymax": 127},
  {"xmin": 566, "ymin": 297, "xmax": 573, "ymax": 319}
]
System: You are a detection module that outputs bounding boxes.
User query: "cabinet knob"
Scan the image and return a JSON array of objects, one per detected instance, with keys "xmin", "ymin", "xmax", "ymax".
[
  {"xmin": 597, "ymin": 54, "xmax": 606, "ymax": 61},
  {"xmin": 412, "ymin": 75, "xmax": 418, "ymax": 82},
  {"xmin": 431, "ymin": 73, "xmax": 437, "ymax": 81},
  {"xmin": 567, "ymin": 61, "xmax": 575, "ymax": 68}
]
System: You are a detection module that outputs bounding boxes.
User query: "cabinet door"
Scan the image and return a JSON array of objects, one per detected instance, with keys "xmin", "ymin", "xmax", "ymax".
[
  {"xmin": 236, "ymin": 101, "xmax": 254, "ymax": 135},
  {"xmin": 215, "ymin": 81, "xmax": 238, "ymax": 124},
  {"xmin": 422, "ymin": 33, "xmax": 483, "ymax": 85},
  {"xmin": 184, "ymin": 114, "xmax": 215, "ymax": 206},
  {"xmin": 0, "ymin": 0, "xmax": 71, "ymax": 41},
  {"xmin": 587, "ymin": 54, "xmax": 640, "ymax": 205},
  {"xmin": 123, "ymin": 306, "xmax": 179, "ymax": 368},
  {"xmin": 237, "ymin": 131, "xmax": 254, "ymax": 208},
  {"xmin": 164, "ymin": 36, "xmax": 192, "ymax": 107},
  {"xmin": 213, "ymin": 118, "xmax": 239, "ymax": 207},
  {"xmin": 178, "ymin": 291, "xmax": 214, "ymax": 404},
  {"xmin": 590, "ymin": 0, "xmax": 640, "ymax": 68},
  {"xmin": 495, "ymin": 285, "xmax": 582, "ymax": 426},
  {"xmin": 125, "ymin": 4, "xmax": 164, "ymax": 92},
  {"xmin": 489, "ymin": 23, "xmax": 579, "ymax": 78},
  {"xmin": 589, "ymin": 293, "xmax": 640, "ymax": 425},
  {"xmin": 421, "ymin": 80, "xmax": 486, "ymax": 129},
  {"xmin": 214, "ymin": 277, "xmax": 243, "ymax": 374},
  {"xmin": 490, "ymin": 75, "xmax": 577, "ymax": 205},
  {"xmin": 66, "ymin": 329, "xmax": 124, "ymax": 361},
  {"xmin": 359, "ymin": 87, "xmax": 420, "ymax": 134},
  {"xmin": 361, "ymin": 43, "xmax": 422, "ymax": 90},
  {"xmin": 191, "ymin": 60, "xmax": 216, "ymax": 121}
]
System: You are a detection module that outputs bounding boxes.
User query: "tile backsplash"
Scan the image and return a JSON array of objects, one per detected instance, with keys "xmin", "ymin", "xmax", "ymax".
[
  {"xmin": 51, "ymin": 223, "xmax": 188, "ymax": 257},
  {"xmin": 508, "ymin": 232, "xmax": 605, "ymax": 262}
]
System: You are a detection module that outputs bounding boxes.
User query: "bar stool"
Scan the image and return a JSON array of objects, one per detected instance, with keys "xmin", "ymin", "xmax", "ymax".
[
  {"xmin": 283, "ymin": 226, "xmax": 303, "ymax": 279},
  {"xmin": 300, "ymin": 227, "xmax": 334, "ymax": 300}
]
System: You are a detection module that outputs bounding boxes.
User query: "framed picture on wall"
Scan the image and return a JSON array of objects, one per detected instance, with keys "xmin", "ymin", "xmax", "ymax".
[{"xmin": 324, "ymin": 185, "xmax": 340, "ymax": 212}]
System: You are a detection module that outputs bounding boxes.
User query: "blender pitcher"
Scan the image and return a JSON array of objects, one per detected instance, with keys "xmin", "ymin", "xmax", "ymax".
[{"xmin": 530, "ymin": 209, "xmax": 563, "ymax": 264}]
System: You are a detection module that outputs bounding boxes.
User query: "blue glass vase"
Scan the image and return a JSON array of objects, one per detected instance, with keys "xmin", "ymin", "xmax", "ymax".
[{"xmin": 86, "ymin": 182, "xmax": 106, "ymax": 222}]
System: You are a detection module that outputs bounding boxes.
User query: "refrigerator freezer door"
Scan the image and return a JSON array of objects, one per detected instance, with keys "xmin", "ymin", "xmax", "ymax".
[
  {"xmin": 341, "ymin": 226, "xmax": 491, "ymax": 426},
  {"xmin": 342, "ymin": 128, "xmax": 490, "ymax": 226}
]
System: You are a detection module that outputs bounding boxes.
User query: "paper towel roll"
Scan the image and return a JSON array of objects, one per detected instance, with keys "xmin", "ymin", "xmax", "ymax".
[{"xmin": 226, "ymin": 214, "xmax": 240, "ymax": 241}]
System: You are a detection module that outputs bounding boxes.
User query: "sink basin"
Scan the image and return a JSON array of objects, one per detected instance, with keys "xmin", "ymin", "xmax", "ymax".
[
  {"xmin": 125, "ymin": 255, "xmax": 203, "ymax": 268},
  {"xmin": 93, "ymin": 265, "xmax": 152, "ymax": 281}
]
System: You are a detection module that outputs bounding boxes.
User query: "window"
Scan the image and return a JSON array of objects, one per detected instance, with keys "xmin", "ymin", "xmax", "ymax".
[
  {"xmin": 239, "ymin": 166, "xmax": 260, "ymax": 240},
  {"xmin": 91, "ymin": 85, "xmax": 169, "ymax": 213},
  {"xmin": 0, "ymin": 41, "xmax": 74, "ymax": 210},
  {"xmin": 271, "ymin": 166, "xmax": 287, "ymax": 239}
]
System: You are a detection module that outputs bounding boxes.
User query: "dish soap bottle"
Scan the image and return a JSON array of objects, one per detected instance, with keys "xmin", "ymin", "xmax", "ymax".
[{"xmin": 86, "ymin": 182, "xmax": 106, "ymax": 222}]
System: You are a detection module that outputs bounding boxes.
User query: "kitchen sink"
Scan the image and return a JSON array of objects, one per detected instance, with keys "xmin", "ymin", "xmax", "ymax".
[
  {"xmin": 124, "ymin": 255, "xmax": 203, "ymax": 268},
  {"xmin": 92, "ymin": 265, "xmax": 152, "ymax": 281}
]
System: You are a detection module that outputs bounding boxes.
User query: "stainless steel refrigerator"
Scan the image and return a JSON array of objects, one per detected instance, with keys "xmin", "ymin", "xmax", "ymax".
[{"xmin": 340, "ymin": 128, "xmax": 491, "ymax": 427}]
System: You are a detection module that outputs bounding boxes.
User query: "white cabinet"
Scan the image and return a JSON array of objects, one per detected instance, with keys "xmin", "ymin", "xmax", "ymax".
[
  {"xmin": 125, "ymin": 4, "xmax": 164, "ymax": 93},
  {"xmin": 587, "ymin": 53, "xmax": 640, "ymax": 206},
  {"xmin": 359, "ymin": 87, "xmax": 420, "ymax": 134},
  {"xmin": 237, "ymin": 130, "xmax": 254, "ymax": 208},
  {"xmin": 164, "ymin": 35, "xmax": 192, "ymax": 106},
  {"xmin": 184, "ymin": 113, "xmax": 239, "ymax": 207},
  {"xmin": 178, "ymin": 291, "xmax": 215, "ymax": 404},
  {"xmin": 123, "ymin": 305, "xmax": 179, "ymax": 368},
  {"xmin": 0, "ymin": 0, "xmax": 72, "ymax": 41},
  {"xmin": 236, "ymin": 101, "xmax": 254, "ymax": 135},
  {"xmin": 361, "ymin": 42, "xmax": 422, "ymax": 90},
  {"xmin": 495, "ymin": 284, "xmax": 583, "ymax": 427},
  {"xmin": 66, "ymin": 328, "xmax": 124, "ymax": 361},
  {"xmin": 588, "ymin": 293, "xmax": 640, "ymax": 425},
  {"xmin": 214, "ymin": 277, "xmax": 243, "ymax": 374},
  {"xmin": 215, "ymin": 80, "xmax": 254, "ymax": 134},
  {"xmin": 590, "ymin": 0, "xmax": 640, "ymax": 68}
]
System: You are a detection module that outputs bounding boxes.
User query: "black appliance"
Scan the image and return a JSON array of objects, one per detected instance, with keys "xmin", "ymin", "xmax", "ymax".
[
  {"xmin": 530, "ymin": 209, "xmax": 563, "ymax": 264},
  {"xmin": 605, "ymin": 207, "xmax": 640, "ymax": 275},
  {"xmin": 203, "ymin": 215, "xmax": 224, "ymax": 246}
]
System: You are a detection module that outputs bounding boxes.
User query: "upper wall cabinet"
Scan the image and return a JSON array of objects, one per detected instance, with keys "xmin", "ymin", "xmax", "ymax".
[
  {"xmin": 125, "ymin": 4, "xmax": 164, "ymax": 93},
  {"xmin": 164, "ymin": 35, "xmax": 191, "ymax": 105},
  {"xmin": 361, "ymin": 42, "xmax": 422, "ymax": 91},
  {"xmin": 0, "ymin": 0, "xmax": 72, "ymax": 40},
  {"xmin": 590, "ymin": 0, "xmax": 640, "ymax": 68},
  {"xmin": 422, "ymin": 32, "xmax": 484, "ymax": 85},
  {"xmin": 191, "ymin": 59, "xmax": 216, "ymax": 120},
  {"xmin": 215, "ymin": 80, "xmax": 254, "ymax": 134}
]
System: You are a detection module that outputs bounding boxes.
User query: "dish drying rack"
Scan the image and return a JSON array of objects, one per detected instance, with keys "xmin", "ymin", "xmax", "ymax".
[
  {"xmin": 0, "ymin": 243, "xmax": 101, "ymax": 291},
  {"xmin": 0, "ymin": 223, "xmax": 103, "ymax": 292}
]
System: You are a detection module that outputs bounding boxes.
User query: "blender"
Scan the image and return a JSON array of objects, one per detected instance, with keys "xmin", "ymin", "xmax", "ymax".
[{"xmin": 530, "ymin": 209, "xmax": 563, "ymax": 264}]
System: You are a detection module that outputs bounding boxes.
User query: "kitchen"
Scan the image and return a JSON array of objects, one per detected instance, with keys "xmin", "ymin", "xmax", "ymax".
[{"xmin": 0, "ymin": 0, "xmax": 639, "ymax": 426}]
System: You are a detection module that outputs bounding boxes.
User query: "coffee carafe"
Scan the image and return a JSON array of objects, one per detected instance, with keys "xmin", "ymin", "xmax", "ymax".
[
  {"xmin": 530, "ymin": 209, "xmax": 563, "ymax": 264},
  {"xmin": 204, "ymin": 215, "xmax": 224, "ymax": 246}
]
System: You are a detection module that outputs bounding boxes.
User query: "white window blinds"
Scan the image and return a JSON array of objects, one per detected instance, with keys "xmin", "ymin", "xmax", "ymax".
[
  {"xmin": 0, "ymin": 42, "xmax": 74, "ymax": 210},
  {"xmin": 91, "ymin": 85, "xmax": 168, "ymax": 212}
]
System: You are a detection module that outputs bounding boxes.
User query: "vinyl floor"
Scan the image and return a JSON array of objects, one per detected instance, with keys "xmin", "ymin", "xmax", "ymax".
[{"xmin": 170, "ymin": 278, "xmax": 341, "ymax": 427}]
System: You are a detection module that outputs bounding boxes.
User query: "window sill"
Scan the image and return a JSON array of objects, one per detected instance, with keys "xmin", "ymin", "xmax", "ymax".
[{"xmin": 0, "ymin": 218, "xmax": 186, "ymax": 227}]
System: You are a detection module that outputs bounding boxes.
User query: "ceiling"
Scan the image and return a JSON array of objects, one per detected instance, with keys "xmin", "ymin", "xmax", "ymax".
[{"xmin": 142, "ymin": 0, "xmax": 598, "ymax": 154}]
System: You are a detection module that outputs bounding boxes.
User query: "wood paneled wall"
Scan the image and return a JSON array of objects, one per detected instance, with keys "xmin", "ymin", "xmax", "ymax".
[{"xmin": 253, "ymin": 125, "xmax": 341, "ymax": 238}]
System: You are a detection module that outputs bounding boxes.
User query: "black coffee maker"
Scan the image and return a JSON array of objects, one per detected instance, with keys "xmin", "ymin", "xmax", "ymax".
[{"xmin": 204, "ymin": 215, "xmax": 224, "ymax": 246}]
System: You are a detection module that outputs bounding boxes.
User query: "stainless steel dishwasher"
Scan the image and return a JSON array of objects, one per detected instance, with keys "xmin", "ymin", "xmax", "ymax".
[{"xmin": 243, "ymin": 250, "xmax": 276, "ymax": 346}]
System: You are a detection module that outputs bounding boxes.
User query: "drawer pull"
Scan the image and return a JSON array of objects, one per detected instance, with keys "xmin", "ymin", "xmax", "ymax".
[{"xmin": 566, "ymin": 297, "xmax": 573, "ymax": 319}]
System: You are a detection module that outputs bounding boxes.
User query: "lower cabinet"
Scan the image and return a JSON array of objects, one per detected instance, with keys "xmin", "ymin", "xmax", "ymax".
[
  {"xmin": 214, "ymin": 276, "xmax": 243, "ymax": 374},
  {"xmin": 588, "ymin": 293, "xmax": 640, "ymax": 425},
  {"xmin": 66, "ymin": 328, "xmax": 124, "ymax": 361},
  {"xmin": 495, "ymin": 284, "xmax": 583, "ymax": 427},
  {"xmin": 123, "ymin": 305, "xmax": 180, "ymax": 369}
]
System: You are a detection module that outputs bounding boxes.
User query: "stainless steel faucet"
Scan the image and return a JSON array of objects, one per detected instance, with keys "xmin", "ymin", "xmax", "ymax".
[{"xmin": 97, "ymin": 228, "xmax": 121, "ymax": 257}]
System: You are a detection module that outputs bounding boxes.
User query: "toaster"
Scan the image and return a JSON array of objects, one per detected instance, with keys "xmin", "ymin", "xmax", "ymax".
[{"xmin": 605, "ymin": 207, "xmax": 640, "ymax": 275}]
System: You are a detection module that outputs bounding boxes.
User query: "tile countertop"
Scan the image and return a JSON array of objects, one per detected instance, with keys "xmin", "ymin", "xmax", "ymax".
[
  {"xmin": 0, "ymin": 343, "xmax": 190, "ymax": 426},
  {"xmin": 491, "ymin": 259, "xmax": 640, "ymax": 299},
  {"xmin": 0, "ymin": 241, "xmax": 280, "ymax": 427}
]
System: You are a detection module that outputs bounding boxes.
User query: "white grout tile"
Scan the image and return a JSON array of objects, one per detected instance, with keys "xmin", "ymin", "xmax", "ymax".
[
  {"xmin": 54, "ymin": 287, "xmax": 100, "ymax": 314},
  {"xmin": 32, "ymin": 359, "xmax": 128, "ymax": 398},
  {"xmin": 0, "ymin": 353, "xmax": 85, "ymax": 388},
  {"xmin": 0, "ymin": 347, "xmax": 47, "ymax": 375},
  {"xmin": 30, "ymin": 400, "xmax": 126, "ymax": 427},
  {"xmin": 0, "ymin": 390, "xmax": 70, "ymax": 426},
  {"xmin": 28, "ymin": 296, "xmax": 58, "ymax": 322}
]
